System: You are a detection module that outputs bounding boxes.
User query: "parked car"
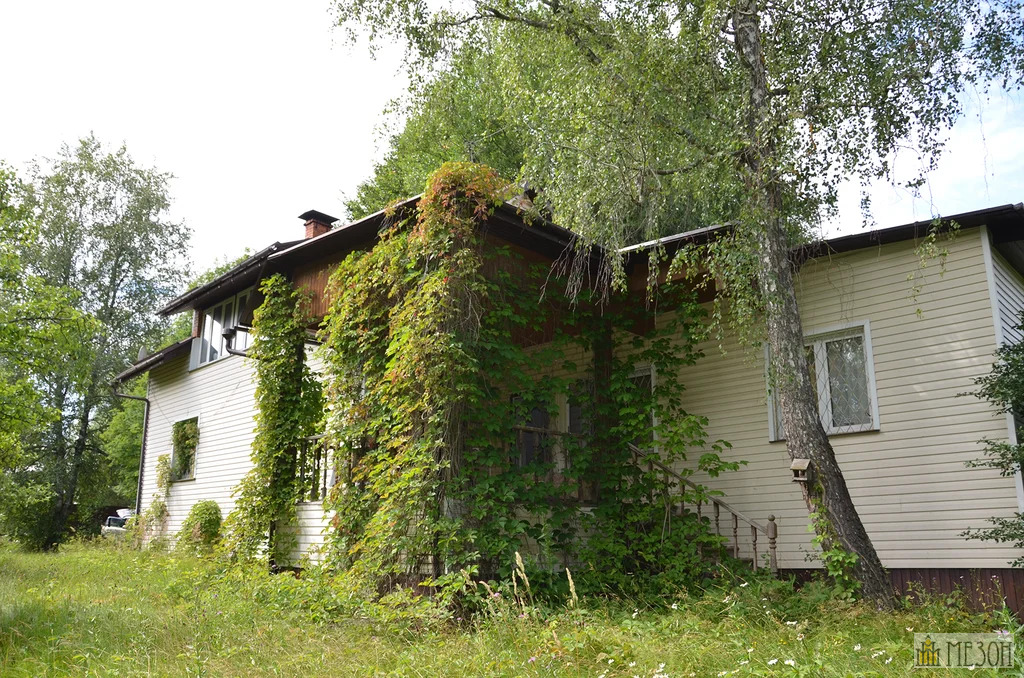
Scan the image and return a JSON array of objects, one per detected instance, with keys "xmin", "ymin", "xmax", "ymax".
[{"xmin": 100, "ymin": 509, "xmax": 134, "ymax": 538}]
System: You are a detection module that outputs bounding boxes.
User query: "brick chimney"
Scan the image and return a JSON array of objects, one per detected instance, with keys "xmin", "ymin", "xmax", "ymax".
[{"xmin": 299, "ymin": 210, "xmax": 338, "ymax": 239}]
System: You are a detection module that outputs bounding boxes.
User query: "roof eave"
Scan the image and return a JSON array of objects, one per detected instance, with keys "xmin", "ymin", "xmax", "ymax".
[
  {"xmin": 157, "ymin": 240, "xmax": 303, "ymax": 316},
  {"xmin": 112, "ymin": 338, "xmax": 193, "ymax": 384}
]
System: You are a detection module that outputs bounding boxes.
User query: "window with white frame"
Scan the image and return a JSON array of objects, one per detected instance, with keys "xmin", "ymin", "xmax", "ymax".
[
  {"xmin": 769, "ymin": 323, "xmax": 879, "ymax": 441},
  {"xmin": 190, "ymin": 288, "xmax": 254, "ymax": 369}
]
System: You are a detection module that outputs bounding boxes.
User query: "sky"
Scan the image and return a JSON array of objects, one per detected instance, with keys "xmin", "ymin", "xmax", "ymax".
[
  {"xmin": 0, "ymin": 0, "xmax": 407, "ymax": 274},
  {"xmin": 1, "ymin": 1, "xmax": 1022, "ymax": 274}
]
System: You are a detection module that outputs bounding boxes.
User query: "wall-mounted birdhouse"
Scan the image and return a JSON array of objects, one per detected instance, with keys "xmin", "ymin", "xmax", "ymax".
[{"xmin": 790, "ymin": 458, "xmax": 811, "ymax": 483}]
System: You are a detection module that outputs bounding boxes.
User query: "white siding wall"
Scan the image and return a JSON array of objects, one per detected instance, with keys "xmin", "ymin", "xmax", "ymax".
[
  {"xmin": 142, "ymin": 343, "xmax": 331, "ymax": 560},
  {"xmin": 282, "ymin": 503, "xmax": 332, "ymax": 564},
  {"xmin": 675, "ymin": 228, "xmax": 1021, "ymax": 569},
  {"xmin": 142, "ymin": 352, "xmax": 258, "ymax": 539},
  {"xmin": 993, "ymin": 249, "xmax": 1024, "ymax": 346}
]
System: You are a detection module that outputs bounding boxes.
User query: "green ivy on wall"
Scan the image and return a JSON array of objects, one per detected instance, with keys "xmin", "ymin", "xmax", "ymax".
[
  {"xmin": 170, "ymin": 417, "xmax": 198, "ymax": 481},
  {"xmin": 224, "ymin": 274, "xmax": 322, "ymax": 564},
  {"xmin": 131, "ymin": 453, "xmax": 171, "ymax": 548},
  {"xmin": 316, "ymin": 162, "xmax": 741, "ymax": 595}
]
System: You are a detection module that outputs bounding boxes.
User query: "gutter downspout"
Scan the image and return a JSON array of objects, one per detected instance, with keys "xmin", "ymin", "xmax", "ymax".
[{"xmin": 111, "ymin": 385, "xmax": 150, "ymax": 515}]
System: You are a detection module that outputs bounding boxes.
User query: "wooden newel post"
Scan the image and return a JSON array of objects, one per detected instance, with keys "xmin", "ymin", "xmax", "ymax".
[
  {"xmin": 767, "ymin": 514, "xmax": 778, "ymax": 574},
  {"xmin": 732, "ymin": 514, "xmax": 739, "ymax": 559}
]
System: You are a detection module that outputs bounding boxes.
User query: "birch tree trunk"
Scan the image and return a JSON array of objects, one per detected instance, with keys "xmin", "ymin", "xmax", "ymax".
[{"xmin": 732, "ymin": 0, "xmax": 893, "ymax": 607}]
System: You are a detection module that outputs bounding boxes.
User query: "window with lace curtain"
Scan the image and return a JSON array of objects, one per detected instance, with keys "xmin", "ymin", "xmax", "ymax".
[{"xmin": 768, "ymin": 322, "xmax": 880, "ymax": 441}]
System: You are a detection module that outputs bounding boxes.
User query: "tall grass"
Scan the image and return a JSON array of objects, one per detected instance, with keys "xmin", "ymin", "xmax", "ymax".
[{"xmin": 0, "ymin": 540, "xmax": 1017, "ymax": 677}]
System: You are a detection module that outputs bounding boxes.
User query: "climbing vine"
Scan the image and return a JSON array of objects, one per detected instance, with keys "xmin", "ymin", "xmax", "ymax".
[
  {"xmin": 318, "ymin": 162, "xmax": 740, "ymax": 594},
  {"xmin": 170, "ymin": 417, "xmax": 199, "ymax": 481},
  {"xmin": 807, "ymin": 495, "xmax": 861, "ymax": 601},
  {"xmin": 224, "ymin": 274, "xmax": 322, "ymax": 563},
  {"xmin": 319, "ymin": 163, "xmax": 508, "ymax": 585},
  {"xmin": 132, "ymin": 453, "xmax": 170, "ymax": 548}
]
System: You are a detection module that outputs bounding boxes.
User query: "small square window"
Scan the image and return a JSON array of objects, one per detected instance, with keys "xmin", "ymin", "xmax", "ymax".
[
  {"xmin": 769, "ymin": 323, "xmax": 879, "ymax": 441},
  {"xmin": 171, "ymin": 417, "xmax": 199, "ymax": 481}
]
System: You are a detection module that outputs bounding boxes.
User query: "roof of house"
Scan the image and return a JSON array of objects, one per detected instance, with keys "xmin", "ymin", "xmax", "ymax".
[
  {"xmin": 158, "ymin": 240, "xmax": 304, "ymax": 317},
  {"xmin": 268, "ymin": 197, "xmax": 580, "ymax": 269},
  {"xmin": 617, "ymin": 203, "xmax": 1024, "ymax": 260},
  {"xmin": 113, "ymin": 337, "xmax": 192, "ymax": 384},
  {"xmin": 117, "ymin": 200, "xmax": 1024, "ymax": 384}
]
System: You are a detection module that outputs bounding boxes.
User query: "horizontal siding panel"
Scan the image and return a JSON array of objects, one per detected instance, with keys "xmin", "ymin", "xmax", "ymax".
[{"xmin": 671, "ymin": 230, "xmax": 1021, "ymax": 569}]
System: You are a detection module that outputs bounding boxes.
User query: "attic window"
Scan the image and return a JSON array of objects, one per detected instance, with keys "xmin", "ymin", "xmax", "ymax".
[{"xmin": 190, "ymin": 288, "xmax": 254, "ymax": 369}]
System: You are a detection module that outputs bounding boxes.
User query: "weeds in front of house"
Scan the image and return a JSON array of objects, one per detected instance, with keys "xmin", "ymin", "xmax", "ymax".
[{"xmin": 0, "ymin": 539, "xmax": 1015, "ymax": 677}]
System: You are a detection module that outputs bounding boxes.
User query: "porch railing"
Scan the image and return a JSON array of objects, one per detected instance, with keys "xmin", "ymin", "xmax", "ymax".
[
  {"xmin": 627, "ymin": 443, "xmax": 778, "ymax": 573},
  {"xmin": 297, "ymin": 435, "xmax": 332, "ymax": 503}
]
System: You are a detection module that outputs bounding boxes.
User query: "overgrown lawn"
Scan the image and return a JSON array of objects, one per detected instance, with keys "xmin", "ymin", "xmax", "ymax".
[{"xmin": 0, "ymin": 542, "xmax": 1015, "ymax": 677}]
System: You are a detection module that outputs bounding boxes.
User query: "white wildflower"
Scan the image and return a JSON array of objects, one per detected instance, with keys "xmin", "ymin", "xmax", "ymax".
[
  {"xmin": 767, "ymin": 659, "xmax": 778, "ymax": 665},
  {"xmin": 747, "ymin": 648, "xmax": 754, "ymax": 654},
  {"xmin": 740, "ymin": 582, "xmax": 749, "ymax": 587},
  {"xmin": 796, "ymin": 633, "xmax": 805, "ymax": 641},
  {"xmin": 739, "ymin": 660, "xmax": 749, "ymax": 666},
  {"xmin": 853, "ymin": 644, "xmax": 861, "ymax": 651},
  {"xmin": 784, "ymin": 659, "xmax": 796, "ymax": 666},
  {"xmin": 885, "ymin": 657, "xmax": 893, "ymax": 664},
  {"xmin": 785, "ymin": 621, "xmax": 798, "ymax": 626},
  {"xmin": 671, "ymin": 603, "xmax": 678, "ymax": 610}
]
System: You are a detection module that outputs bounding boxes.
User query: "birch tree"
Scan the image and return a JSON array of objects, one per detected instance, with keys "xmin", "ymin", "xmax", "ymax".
[
  {"xmin": 334, "ymin": 0, "xmax": 1024, "ymax": 605},
  {"xmin": 17, "ymin": 136, "xmax": 189, "ymax": 549}
]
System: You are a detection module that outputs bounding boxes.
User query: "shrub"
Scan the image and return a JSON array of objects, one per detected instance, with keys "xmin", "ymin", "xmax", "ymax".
[{"xmin": 176, "ymin": 499, "xmax": 222, "ymax": 553}]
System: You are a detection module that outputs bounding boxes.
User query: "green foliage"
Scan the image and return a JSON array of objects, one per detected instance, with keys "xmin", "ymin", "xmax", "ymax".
[
  {"xmin": 97, "ymin": 379, "xmax": 146, "ymax": 506},
  {"xmin": 130, "ymin": 454, "xmax": 171, "ymax": 548},
  {"xmin": 170, "ymin": 417, "xmax": 199, "ymax": 481},
  {"xmin": 337, "ymin": 0, "xmax": 1024, "ymax": 288},
  {"xmin": 345, "ymin": 47, "xmax": 527, "ymax": 220},
  {"xmin": 808, "ymin": 504, "xmax": 862, "ymax": 602},
  {"xmin": 0, "ymin": 164, "xmax": 88, "ymax": 471},
  {"xmin": 0, "ymin": 544, "xmax": 1009, "ymax": 676},
  {"xmin": 338, "ymin": 0, "xmax": 1024, "ymax": 601},
  {"xmin": 2, "ymin": 134, "xmax": 189, "ymax": 550},
  {"xmin": 176, "ymin": 499, "xmax": 222, "ymax": 553},
  {"xmin": 224, "ymin": 274, "xmax": 322, "ymax": 562},
  {"xmin": 320, "ymin": 162, "xmax": 510, "ymax": 584},
  {"xmin": 963, "ymin": 313, "xmax": 1024, "ymax": 565},
  {"xmin": 0, "ymin": 164, "xmax": 91, "ymax": 547},
  {"xmin": 320, "ymin": 163, "xmax": 737, "ymax": 595},
  {"xmin": 156, "ymin": 453, "xmax": 171, "ymax": 495}
]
